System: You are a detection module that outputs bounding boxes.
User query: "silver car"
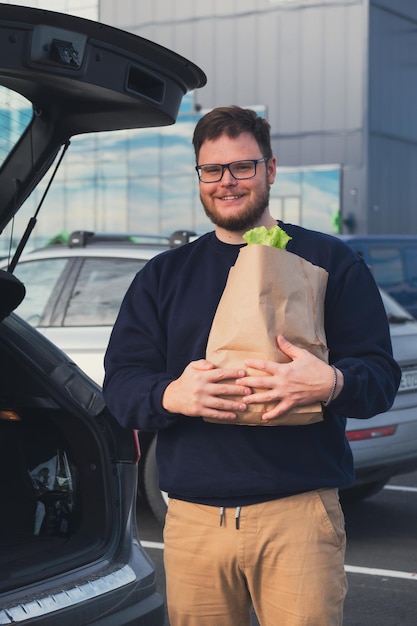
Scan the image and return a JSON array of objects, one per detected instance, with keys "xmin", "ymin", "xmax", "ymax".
[{"xmin": 4, "ymin": 230, "xmax": 417, "ymax": 520}]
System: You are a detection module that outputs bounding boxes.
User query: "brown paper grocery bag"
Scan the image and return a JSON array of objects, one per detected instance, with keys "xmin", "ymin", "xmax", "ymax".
[{"xmin": 205, "ymin": 244, "xmax": 329, "ymax": 426}]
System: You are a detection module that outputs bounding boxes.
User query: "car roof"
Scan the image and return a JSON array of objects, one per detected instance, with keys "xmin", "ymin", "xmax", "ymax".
[
  {"xmin": 10, "ymin": 245, "xmax": 164, "ymax": 263},
  {"xmin": 2, "ymin": 229, "xmax": 199, "ymax": 263},
  {"xmin": 0, "ymin": 4, "xmax": 206, "ymax": 233}
]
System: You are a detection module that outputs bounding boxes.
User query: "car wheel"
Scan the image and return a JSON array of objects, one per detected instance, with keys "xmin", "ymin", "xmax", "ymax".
[
  {"xmin": 340, "ymin": 479, "xmax": 388, "ymax": 505},
  {"xmin": 143, "ymin": 436, "xmax": 168, "ymax": 524}
]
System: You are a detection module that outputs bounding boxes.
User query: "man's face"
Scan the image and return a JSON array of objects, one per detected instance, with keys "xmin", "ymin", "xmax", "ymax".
[{"xmin": 197, "ymin": 132, "xmax": 276, "ymax": 233}]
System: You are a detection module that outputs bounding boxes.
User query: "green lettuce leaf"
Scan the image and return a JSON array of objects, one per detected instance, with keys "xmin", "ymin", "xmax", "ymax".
[{"xmin": 243, "ymin": 225, "xmax": 292, "ymax": 250}]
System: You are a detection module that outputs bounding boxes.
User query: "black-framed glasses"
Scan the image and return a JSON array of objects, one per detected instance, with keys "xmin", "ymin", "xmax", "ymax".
[{"xmin": 195, "ymin": 157, "xmax": 268, "ymax": 183}]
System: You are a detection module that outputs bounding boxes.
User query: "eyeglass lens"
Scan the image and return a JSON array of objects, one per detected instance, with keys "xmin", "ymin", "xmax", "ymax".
[{"xmin": 199, "ymin": 160, "xmax": 258, "ymax": 182}]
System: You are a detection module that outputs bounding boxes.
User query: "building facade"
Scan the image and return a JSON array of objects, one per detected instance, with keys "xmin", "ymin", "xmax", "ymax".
[
  {"xmin": 1, "ymin": 0, "xmax": 416, "ymax": 256},
  {"xmin": 99, "ymin": 0, "xmax": 417, "ymax": 236}
]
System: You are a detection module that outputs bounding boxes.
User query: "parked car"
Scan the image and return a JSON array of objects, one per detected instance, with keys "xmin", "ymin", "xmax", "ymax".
[
  {"xmin": 4, "ymin": 229, "xmax": 417, "ymax": 522},
  {"xmin": 341, "ymin": 289, "xmax": 417, "ymax": 502},
  {"xmin": 341, "ymin": 234, "xmax": 417, "ymax": 318},
  {"xmin": 0, "ymin": 4, "xmax": 205, "ymax": 624}
]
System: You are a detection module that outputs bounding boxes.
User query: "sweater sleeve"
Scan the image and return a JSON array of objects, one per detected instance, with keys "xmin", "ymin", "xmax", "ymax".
[
  {"xmin": 103, "ymin": 263, "xmax": 180, "ymax": 431},
  {"xmin": 323, "ymin": 253, "xmax": 401, "ymax": 418}
]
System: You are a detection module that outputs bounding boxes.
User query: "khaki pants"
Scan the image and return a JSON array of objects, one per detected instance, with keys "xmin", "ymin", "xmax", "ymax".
[{"xmin": 164, "ymin": 489, "xmax": 347, "ymax": 626}]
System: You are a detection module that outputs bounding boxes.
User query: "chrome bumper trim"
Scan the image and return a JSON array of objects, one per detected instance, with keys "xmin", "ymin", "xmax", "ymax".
[{"xmin": 0, "ymin": 564, "xmax": 135, "ymax": 623}]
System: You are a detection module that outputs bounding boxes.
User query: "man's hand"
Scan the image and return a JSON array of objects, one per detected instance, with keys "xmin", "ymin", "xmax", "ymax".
[
  {"xmin": 162, "ymin": 359, "xmax": 251, "ymax": 421},
  {"xmin": 236, "ymin": 335, "xmax": 343, "ymax": 422}
]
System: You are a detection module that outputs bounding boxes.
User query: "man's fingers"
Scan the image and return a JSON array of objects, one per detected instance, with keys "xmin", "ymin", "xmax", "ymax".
[
  {"xmin": 209, "ymin": 381, "xmax": 251, "ymax": 396},
  {"xmin": 192, "ymin": 359, "xmax": 217, "ymax": 371}
]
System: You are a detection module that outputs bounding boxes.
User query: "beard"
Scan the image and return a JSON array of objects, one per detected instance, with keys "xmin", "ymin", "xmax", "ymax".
[{"xmin": 201, "ymin": 185, "xmax": 271, "ymax": 232}]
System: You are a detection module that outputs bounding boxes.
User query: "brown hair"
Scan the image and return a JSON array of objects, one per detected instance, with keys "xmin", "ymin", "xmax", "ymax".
[{"xmin": 192, "ymin": 105, "xmax": 272, "ymax": 162}]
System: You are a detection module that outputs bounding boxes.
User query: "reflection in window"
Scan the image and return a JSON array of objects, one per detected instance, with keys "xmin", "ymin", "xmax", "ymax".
[
  {"xmin": 368, "ymin": 248, "xmax": 404, "ymax": 286},
  {"xmin": 271, "ymin": 166, "xmax": 340, "ymax": 233},
  {"xmin": 12, "ymin": 258, "xmax": 69, "ymax": 326},
  {"xmin": 405, "ymin": 247, "xmax": 417, "ymax": 284},
  {"xmin": 270, "ymin": 196, "xmax": 301, "ymax": 225},
  {"xmin": 64, "ymin": 258, "xmax": 146, "ymax": 326},
  {"xmin": 0, "ymin": 87, "xmax": 33, "ymax": 168}
]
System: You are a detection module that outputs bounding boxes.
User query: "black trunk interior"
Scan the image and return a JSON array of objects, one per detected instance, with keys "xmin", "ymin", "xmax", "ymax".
[{"xmin": 0, "ymin": 326, "xmax": 113, "ymax": 592}]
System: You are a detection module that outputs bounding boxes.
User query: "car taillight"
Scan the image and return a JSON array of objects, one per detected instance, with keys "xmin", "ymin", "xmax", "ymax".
[
  {"xmin": 346, "ymin": 425, "xmax": 397, "ymax": 441},
  {"xmin": 133, "ymin": 430, "xmax": 140, "ymax": 463}
]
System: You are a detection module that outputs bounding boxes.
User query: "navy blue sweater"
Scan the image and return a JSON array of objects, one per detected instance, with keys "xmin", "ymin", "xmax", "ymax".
[{"xmin": 103, "ymin": 223, "xmax": 401, "ymax": 505}]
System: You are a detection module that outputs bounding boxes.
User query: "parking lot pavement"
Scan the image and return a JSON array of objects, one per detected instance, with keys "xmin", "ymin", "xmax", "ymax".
[
  {"xmin": 137, "ymin": 471, "xmax": 417, "ymax": 626},
  {"xmin": 343, "ymin": 473, "xmax": 417, "ymax": 625}
]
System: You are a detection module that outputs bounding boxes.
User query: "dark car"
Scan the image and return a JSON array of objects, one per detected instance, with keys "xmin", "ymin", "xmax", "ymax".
[
  {"xmin": 340, "ymin": 234, "xmax": 417, "ymax": 318},
  {"xmin": 0, "ymin": 4, "xmax": 205, "ymax": 624}
]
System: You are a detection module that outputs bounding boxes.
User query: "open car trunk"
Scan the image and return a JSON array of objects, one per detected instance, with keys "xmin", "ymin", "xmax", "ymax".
[
  {"xmin": 0, "ymin": 312, "xmax": 139, "ymax": 594},
  {"xmin": 0, "ymin": 4, "xmax": 205, "ymax": 623}
]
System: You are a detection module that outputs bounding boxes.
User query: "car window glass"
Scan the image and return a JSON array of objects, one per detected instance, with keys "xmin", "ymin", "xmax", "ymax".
[
  {"xmin": 12, "ymin": 258, "xmax": 69, "ymax": 326},
  {"xmin": 379, "ymin": 289, "xmax": 413, "ymax": 320},
  {"xmin": 368, "ymin": 247, "xmax": 403, "ymax": 286},
  {"xmin": 63, "ymin": 257, "xmax": 145, "ymax": 326},
  {"xmin": 405, "ymin": 247, "xmax": 417, "ymax": 284}
]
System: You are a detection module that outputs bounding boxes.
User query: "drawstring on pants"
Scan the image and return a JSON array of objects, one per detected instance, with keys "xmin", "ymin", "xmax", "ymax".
[
  {"xmin": 235, "ymin": 506, "xmax": 241, "ymax": 529},
  {"xmin": 219, "ymin": 506, "xmax": 241, "ymax": 529}
]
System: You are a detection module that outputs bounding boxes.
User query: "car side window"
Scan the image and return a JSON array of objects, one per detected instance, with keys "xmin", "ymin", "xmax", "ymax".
[
  {"xmin": 405, "ymin": 247, "xmax": 417, "ymax": 285},
  {"xmin": 12, "ymin": 258, "xmax": 69, "ymax": 326},
  {"xmin": 63, "ymin": 257, "xmax": 146, "ymax": 326},
  {"xmin": 368, "ymin": 247, "xmax": 404, "ymax": 286}
]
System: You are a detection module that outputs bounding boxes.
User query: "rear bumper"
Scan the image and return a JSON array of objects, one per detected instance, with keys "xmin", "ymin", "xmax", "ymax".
[
  {"xmin": 0, "ymin": 562, "xmax": 165, "ymax": 626},
  {"xmin": 348, "ymin": 400, "xmax": 417, "ymax": 485},
  {"xmin": 81, "ymin": 591, "xmax": 165, "ymax": 626},
  {"xmin": 353, "ymin": 456, "xmax": 417, "ymax": 486}
]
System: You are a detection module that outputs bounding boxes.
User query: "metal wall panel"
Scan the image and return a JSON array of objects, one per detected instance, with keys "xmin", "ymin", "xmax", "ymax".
[
  {"xmin": 98, "ymin": 0, "xmax": 368, "ymax": 230},
  {"xmin": 110, "ymin": 2, "xmax": 366, "ymax": 162},
  {"xmin": 369, "ymin": 136, "xmax": 417, "ymax": 233},
  {"xmin": 369, "ymin": 2, "xmax": 417, "ymax": 233},
  {"xmin": 98, "ymin": 0, "xmax": 417, "ymax": 233},
  {"xmin": 370, "ymin": 5, "xmax": 417, "ymax": 141}
]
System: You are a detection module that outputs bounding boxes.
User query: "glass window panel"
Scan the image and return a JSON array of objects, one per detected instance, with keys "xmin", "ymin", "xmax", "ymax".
[
  {"xmin": 127, "ymin": 177, "xmax": 160, "ymax": 233},
  {"xmin": 283, "ymin": 197, "xmax": 301, "ymax": 225},
  {"xmin": 302, "ymin": 168, "xmax": 340, "ymax": 232},
  {"xmin": 64, "ymin": 257, "xmax": 145, "ymax": 326},
  {"xmin": 12, "ymin": 258, "xmax": 69, "ymax": 326},
  {"xmin": 71, "ymin": 131, "xmax": 129, "ymax": 180},
  {"xmin": 368, "ymin": 247, "xmax": 404, "ymax": 286},
  {"xmin": 271, "ymin": 167, "xmax": 340, "ymax": 233},
  {"xmin": 128, "ymin": 130, "xmax": 161, "ymax": 178},
  {"xmin": 160, "ymin": 174, "xmax": 199, "ymax": 233},
  {"xmin": 405, "ymin": 247, "xmax": 417, "ymax": 284},
  {"xmin": 53, "ymin": 181, "xmax": 99, "ymax": 232},
  {"xmin": 160, "ymin": 120, "xmax": 197, "ymax": 175},
  {"xmin": 194, "ymin": 212, "xmax": 214, "ymax": 234},
  {"xmin": 269, "ymin": 196, "xmax": 284, "ymax": 221},
  {"xmin": 0, "ymin": 87, "xmax": 33, "ymax": 168}
]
